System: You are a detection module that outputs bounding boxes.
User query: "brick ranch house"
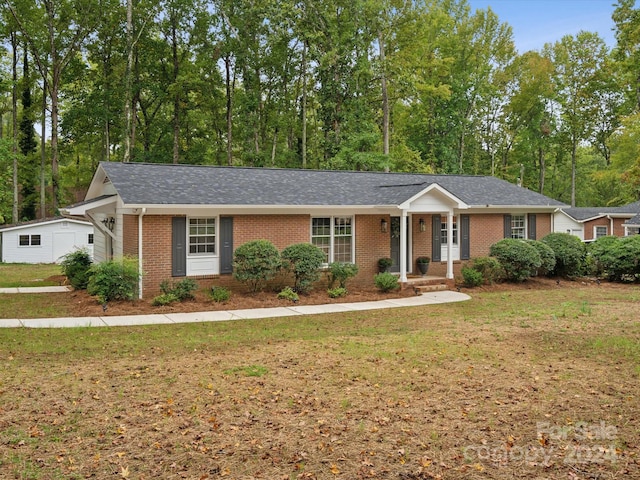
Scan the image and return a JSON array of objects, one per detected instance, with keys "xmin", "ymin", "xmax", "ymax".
[
  {"xmin": 554, "ymin": 200, "xmax": 640, "ymax": 241},
  {"xmin": 62, "ymin": 162, "xmax": 566, "ymax": 298}
]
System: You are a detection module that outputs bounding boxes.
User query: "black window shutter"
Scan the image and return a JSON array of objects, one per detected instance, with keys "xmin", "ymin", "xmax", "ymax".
[
  {"xmin": 460, "ymin": 214, "xmax": 470, "ymax": 260},
  {"xmin": 528, "ymin": 214, "xmax": 537, "ymax": 240},
  {"xmin": 503, "ymin": 214, "xmax": 512, "ymax": 238},
  {"xmin": 172, "ymin": 217, "xmax": 187, "ymax": 277},
  {"xmin": 431, "ymin": 215, "xmax": 441, "ymax": 262}
]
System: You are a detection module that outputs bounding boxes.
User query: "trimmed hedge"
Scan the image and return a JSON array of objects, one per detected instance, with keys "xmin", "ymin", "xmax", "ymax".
[
  {"xmin": 524, "ymin": 239, "xmax": 556, "ymax": 276},
  {"xmin": 233, "ymin": 240, "xmax": 281, "ymax": 292},
  {"xmin": 589, "ymin": 235, "xmax": 640, "ymax": 281},
  {"xmin": 489, "ymin": 238, "xmax": 541, "ymax": 282},
  {"xmin": 541, "ymin": 232, "xmax": 585, "ymax": 278},
  {"xmin": 281, "ymin": 243, "xmax": 325, "ymax": 293}
]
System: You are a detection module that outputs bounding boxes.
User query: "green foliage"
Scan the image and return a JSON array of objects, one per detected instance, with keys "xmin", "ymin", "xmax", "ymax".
[
  {"xmin": 328, "ymin": 262, "xmax": 359, "ymax": 289},
  {"xmin": 60, "ymin": 248, "xmax": 93, "ymax": 290},
  {"xmin": 489, "ymin": 239, "xmax": 542, "ymax": 282},
  {"xmin": 586, "ymin": 236, "xmax": 620, "ymax": 277},
  {"xmin": 327, "ymin": 287, "xmax": 348, "ymax": 298},
  {"xmin": 469, "ymin": 256, "xmax": 504, "ymax": 284},
  {"xmin": 152, "ymin": 293, "xmax": 179, "ymax": 306},
  {"xmin": 461, "ymin": 267, "xmax": 484, "ymax": 287},
  {"xmin": 277, "ymin": 286, "xmax": 299, "ymax": 302},
  {"xmin": 378, "ymin": 257, "xmax": 393, "ymax": 271},
  {"xmin": 87, "ymin": 257, "xmax": 140, "ymax": 303},
  {"xmin": 281, "ymin": 243, "xmax": 325, "ymax": 293},
  {"xmin": 374, "ymin": 272, "xmax": 400, "ymax": 292},
  {"xmin": 232, "ymin": 240, "xmax": 281, "ymax": 292},
  {"xmin": 590, "ymin": 235, "xmax": 640, "ymax": 281},
  {"xmin": 524, "ymin": 239, "xmax": 556, "ymax": 276},
  {"xmin": 210, "ymin": 286, "xmax": 231, "ymax": 303},
  {"xmin": 160, "ymin": 278, "xmax": 198, "ymax": 301},
  {"xmin": 541, "ymin": 233, "xmax": 586, "ymax": 278}
]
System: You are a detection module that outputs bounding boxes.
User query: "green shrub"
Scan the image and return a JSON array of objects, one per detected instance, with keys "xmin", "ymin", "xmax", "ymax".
[
  {"xmin": 327, "ymin": 287, "xmax": 348, "ymax": 298},
  {"xmin": 281, "ymin": 243, "xmax": 325, "ymax": 293},
  {"xmin": 587, "ymin": 236, "xmax": 620, "ymax": 277},
  {"xmin": 541, "ymin": 232, "xmax": 585, "ymax": 278},
  {"xmin": 233, "ymin": 240, "xmax": 281, "ymax": 292},
  {"xmin": 210, "ymin": 286, "xmax": 231, "ymax": 303},
  {"xmin": 461, "ymin": 266, "xmax": 483, "ymax": 287},
  {"xmin": 160, "ymin": 278, "xmax": 198, "ymax": 301},
  {"xmin": 469, "ymin": 256, "xmax": 504, "ymax": 284},
  {"xmin": 87, "ymin": 257, "xmax": 141, "ymax": 303},
  {"xmin": 60, "ymin": 248, "xmax": 93, "ymax": 289},
  {"xmin": 374, "ymin": 272, "xmax": 400, "ymax": 292},
  {"xmin": 328, "ymin": 262, "xmax": 359, "ymax": 289},
  {"xmin": 524, "ymin": 239, "xmax": 556, "ymax": 276},
  {"xmin": 152, "ymin": 293, "xmax": 179, "ymax": 306},
  {"xmin": 599, "ymin": 235, "xmax": 640, "ymax": 281},
  {"xmin": 489, "ymin": 239, "xmax": 541, "ymax": 282},
  {"xmin": 277, "ymin": 286, "xmax": 299, "ymax": 302}
]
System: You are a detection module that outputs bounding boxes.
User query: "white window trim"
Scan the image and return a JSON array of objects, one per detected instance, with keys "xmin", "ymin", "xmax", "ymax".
[
  {"xmin": 310, "ymin": 216, "xmax": 355, "ymax": 264},
  {"xmin": 18, "ymin": 234, "xmax": 42, "ymax": 247},
  {"xmin": 511, "ymin": 214, "xmax": 526, "ymax": 239},
  {"xmin": 594, "ymin": 225, "xmax": 608, "ymax": 239},
  {"xmin": 187, "ymin": 217, "xmax": 217, "ymax": 256}
]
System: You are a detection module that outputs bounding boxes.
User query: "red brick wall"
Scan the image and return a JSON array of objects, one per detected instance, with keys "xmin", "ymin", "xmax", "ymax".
[
  {"xmin": 122, "ymin": 214, "xmax": 139, "ymax": 257},
  {"xmin": 141, "ymin": 215, "xmax": 174, "ymax": 296},
  {"xmin": 583, "ymin": 218, "xmax": 609, "ymax": 241},
  {"xmin": 234, "ymin": 214, "xmax": 309, "ymax": 249},
  {"xmin": 355, "ymin": 214, "xmax": 390, "ymax": 281}
]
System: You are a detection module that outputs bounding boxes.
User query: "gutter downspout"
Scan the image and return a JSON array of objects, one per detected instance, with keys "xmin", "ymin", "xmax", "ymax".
[
  {"xmin": 607, "ymin": 215, "xmax": 614, "ymax": 237},
  {"xmin": 138, "ymin": 208, "xmax": 146, "ymax": 299},
  {"xmin": 400, "ymin": 211, "xmax": 408, "ymax": 282}
]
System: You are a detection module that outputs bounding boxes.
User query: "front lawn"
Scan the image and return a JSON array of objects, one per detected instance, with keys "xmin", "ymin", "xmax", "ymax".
[
  {"xmin": 0, "ymin": 263, "xmax": 62, "ymax": 288},
  {"xmin": 0, "ymin": 281, "xmax": 638, "ymax": 478}
]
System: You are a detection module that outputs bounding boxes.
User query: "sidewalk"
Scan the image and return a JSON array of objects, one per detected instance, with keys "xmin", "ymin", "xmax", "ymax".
[
  {"xmin": 0, "ymin": 286, "xmax": 70, "ymax": 294},
  {"xmin": 0, "ymin": 290, "xmax": 470, "ymax": 328}
]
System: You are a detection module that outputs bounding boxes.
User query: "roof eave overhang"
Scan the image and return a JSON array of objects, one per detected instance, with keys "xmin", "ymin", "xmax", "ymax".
[{"xmin": 61, "ymin": 195, "xmax": 118, "ymax": 216}]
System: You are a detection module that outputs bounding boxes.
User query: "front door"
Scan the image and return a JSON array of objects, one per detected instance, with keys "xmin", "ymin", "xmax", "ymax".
[{"xmin": 390, "ymin": 217, "xmax": 410, "ymax": 273}]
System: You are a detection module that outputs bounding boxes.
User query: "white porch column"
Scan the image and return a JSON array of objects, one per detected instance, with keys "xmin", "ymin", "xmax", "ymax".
[
  {"xmin": 400, "ymin": 211, "xmax": 408, "ymax": 282},
  {"xmin": 447, "ymin": 210, "xmax": 454, "ymax": 279}
]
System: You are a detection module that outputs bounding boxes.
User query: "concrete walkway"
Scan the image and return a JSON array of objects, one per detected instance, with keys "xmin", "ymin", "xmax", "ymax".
[
  {"xmin": 0, "ymin": 290, "xmax": 470, "ymax": 329},
  {"xmin": 0, "ymin": 286, "xmax": 70, "ymax": 294}
]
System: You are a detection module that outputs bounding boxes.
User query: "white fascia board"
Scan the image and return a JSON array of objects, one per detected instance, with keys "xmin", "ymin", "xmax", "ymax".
[
  {"xmin": 0, "ymin": 218, "xmax": 92, "ymax": 233},
  {"xmin": 398, "ymin": 184, "xmax": 468, "ymax": 210},
  {"xmin": 61, "ymin": 195, "xmax": 118, "ymax": 216},
  {"xmin": 122, "ymin": 204, "xmax": 397, "ymax": 215},
  {"xmin": 463, "ymin": 205, "xmax": 561, "ymax": 214}
]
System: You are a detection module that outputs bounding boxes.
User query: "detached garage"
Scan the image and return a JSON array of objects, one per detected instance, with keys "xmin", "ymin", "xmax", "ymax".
[{"xmin": 0, "ymin": 217, "xmax": 94, "ymax": 264}]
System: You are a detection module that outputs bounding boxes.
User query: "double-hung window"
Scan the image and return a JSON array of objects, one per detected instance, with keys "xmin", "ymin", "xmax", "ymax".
[
  {"xmin": 510, "ymin": 215, "xmax": 526, "ymax": 239},
  {"xmin": 189, "ymin": 218, "xmax": 215, "ymax": 255},
  {"xmin": 441, "ymin": 218, "xmax": 458, "ymax": 246},
  {"xmin": 311, "ymin": 216, "xmax": 353, "ymax": 263}
]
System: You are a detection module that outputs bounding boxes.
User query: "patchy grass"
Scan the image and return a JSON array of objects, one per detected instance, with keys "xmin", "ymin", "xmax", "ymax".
[
  {"xmin": 0, "ymin": 263, "xmax": 62, "ymax": 288},
  {"xmin": 0, "ymin": 282, "xmax": 639, "ymax": 479}
]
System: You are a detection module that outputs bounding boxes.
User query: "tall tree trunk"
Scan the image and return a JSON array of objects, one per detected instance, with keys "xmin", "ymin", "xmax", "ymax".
[
  {"xmin": 378, "ymin": 31, "xmax": 389, "ymax": 172},
  {"xmin": 123, "ymin": 0, "xmax": 134, "ymax": 162},
  {"xmin": 40, "ymin": 77, "xmax": 47, "ymax": 218},
  {"xmin": 11, "ymin": 32, "xmax": 18, "ymax": 223},
  {"xmin": 171, "ymin": 18, "xmax": 180, "ymax": 164},
  {"xmin": 225, "ymin": 54, "xmax": 233, "ymax": 166},
  {"xmin": 301, "ymin": 40, "xmax": 307, "ymax": 169}
]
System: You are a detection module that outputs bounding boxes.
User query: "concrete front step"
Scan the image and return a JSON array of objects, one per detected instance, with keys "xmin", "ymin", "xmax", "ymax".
[{"xmin": 414, "ymin": 284, "xmax": 449, "ymax": 294}]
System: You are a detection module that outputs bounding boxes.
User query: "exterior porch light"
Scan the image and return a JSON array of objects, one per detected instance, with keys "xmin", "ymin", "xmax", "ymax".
[
  {"xmin": 380, "ymin": 218, "xmax": 388, "ymax": 233},
  {"xmin": 102, "ymin": 216, "xmax": 115, "ymax": 231},
  {"xmin": 419, "ymin": 218, "xmax": 426, "ymax": 232}
]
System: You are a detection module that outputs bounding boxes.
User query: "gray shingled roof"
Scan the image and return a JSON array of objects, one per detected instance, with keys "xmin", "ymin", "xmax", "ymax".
[
  {"xmin": 624, "ymin": 213, "xmax": 640, "ymax": 226},
  {"xmin": 562, "ymin": 200, "xmax": 640, "ymax": 221},
  {"xmin": 98, "ymin": 162, "xmax": 565, "ymax": 208}
]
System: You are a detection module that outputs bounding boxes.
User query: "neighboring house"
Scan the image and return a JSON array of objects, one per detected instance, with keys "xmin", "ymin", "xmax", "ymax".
[
  {"xmin": 63, "ymin": 162, "xmax": 566, "ymax": 298},
  {"xmin": 0, "ymin": 217, "xmax": 94, "ymax": 264},
  {"xmin": 554, "ymin": 200, "xmax": 640, "ymax": 241}
]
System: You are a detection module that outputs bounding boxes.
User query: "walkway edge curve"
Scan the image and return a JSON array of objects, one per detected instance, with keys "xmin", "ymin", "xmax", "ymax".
[{"xmin": 1, "ymin": 291, "xmax": 470, "ymax": 329}]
